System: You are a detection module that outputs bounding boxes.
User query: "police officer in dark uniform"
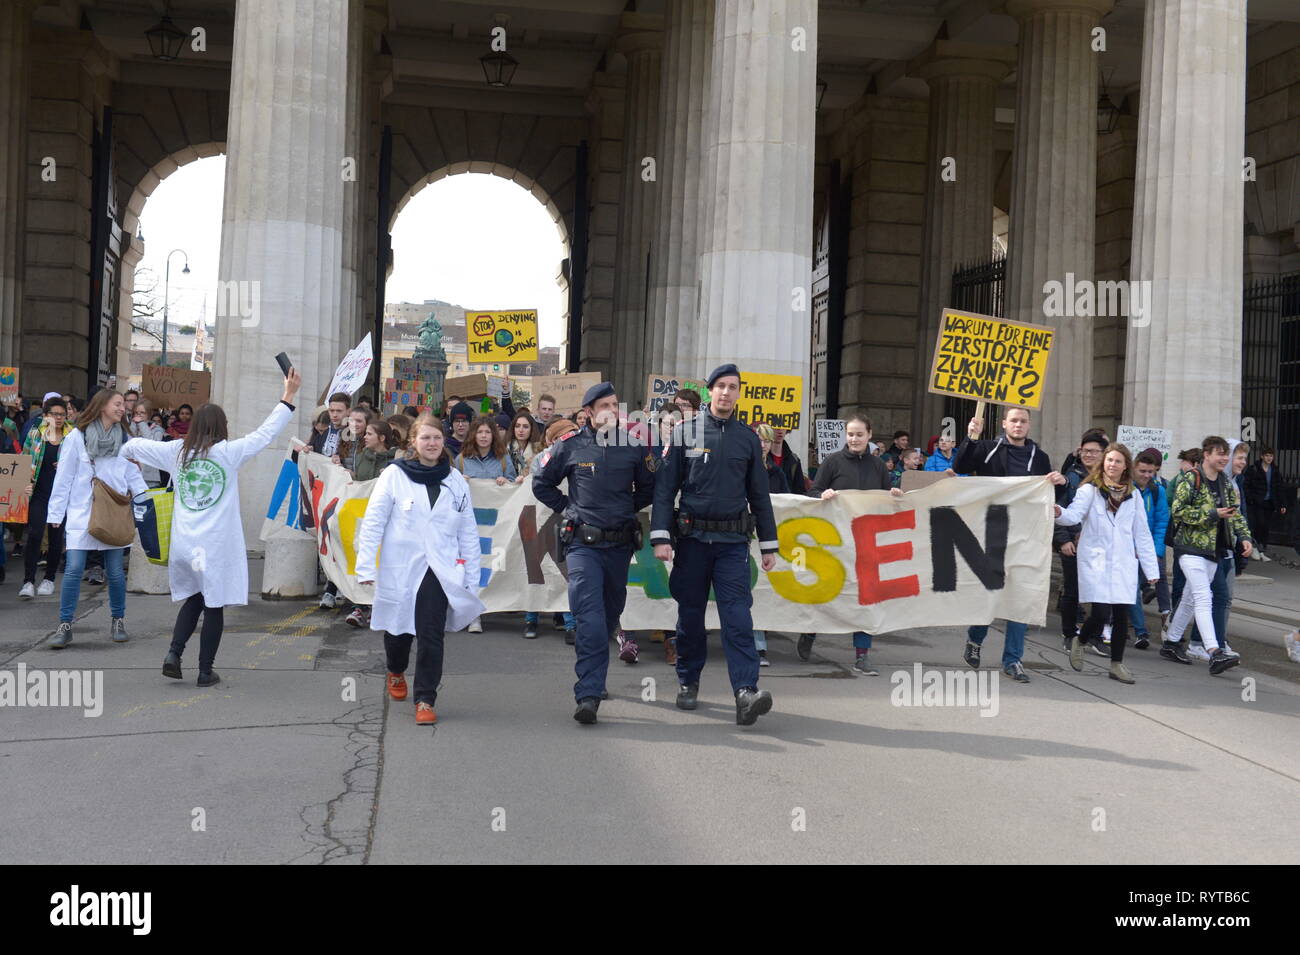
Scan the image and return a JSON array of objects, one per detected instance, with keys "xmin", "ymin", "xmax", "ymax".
[
  {"xmin": 533, "ymin": 382, "xmax": 656, "ymax": 725},
  {"xmin": 651, "ymin": 363, "xmax": 779, "ymax": 726}
]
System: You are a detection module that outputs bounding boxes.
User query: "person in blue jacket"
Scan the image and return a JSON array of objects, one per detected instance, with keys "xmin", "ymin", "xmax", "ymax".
[
  {"xmin": 1128, "ymin": 447, "xmax": 1170, "ymax": 648},
  {"xmin": 650, "ymin": 363, "xmax": 779, "ymax": 726},
  {"xmin": 924, "ymin": 435, "xmax": 958, "ymax": 472}
]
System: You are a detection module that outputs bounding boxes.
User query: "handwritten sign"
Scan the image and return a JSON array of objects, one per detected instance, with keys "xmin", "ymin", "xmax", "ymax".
[
  {"xmin": 466, "ymin": 310, "xmax": 539, "ymax": 363},
  {"xmin": 645, "ymin": 373, "xmax": 708, "ymax": 412},
  {"xmin": 530, "ymin": 373, "xmax": 601, "ymax": 415},
  {"xmin": 444, "ymin": 373, "xmax": 489, "ymax": 400},
  {"xmin": 815, "ymin": 419, "xmax": 846, "ymax": 457},
  {"xmin": 1116, "ymin": 426, "xmax": 1173, "ymax": 463},
  {"xmin": 733, "ymin": 372, "xmax": 803, "ymax": 430},
  {"xmin": 141, "ymin": 363, "xmax": 211, "ymax": 411},
  {"xmin": 927, "ymin": 309, "xmax": 1054, "ymax": 409},
  {"xmin": 0, "ymin": 453, "xmax": 32, "ymax": 523},
  {"xmin": 325, "ymin": 333, "xmax": 374, "ymax": 399},
  {"xmin": 0, "ymin": 367, "xmax": 18, "ymax": 405}
]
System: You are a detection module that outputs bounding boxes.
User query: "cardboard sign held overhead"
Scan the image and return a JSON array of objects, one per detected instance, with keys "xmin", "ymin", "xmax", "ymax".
[
  {"xmin": 141, "ymin": 363, "xmax": 212, "ymax": 411},
  {"xmin": 645, "ymin": 373, "xmax": 708, "ymax": 412},
  {"xmin": 733, "ymin": 373, "xmax": 802, "ymax": 430},
  {"xmin": 530, "ymin": 372, "xmax": 601, "ymax": 415},
  {"xmin": 927, "ymin": 309, "xmax": 1054, "ymax": 409},
  {"xmin": 444, "ymin": 373, "xmax": 489, "ymax": 401},
  {"xmin": 0, "ymin": 453, "xmax": 32, "ymax": 523},
  {"xmin": 324, "ymin": 333, "xmax": 374, "ymax": 400},
  {"xmin": 466, "ymin": 310, "xmax": 539, "ymax": 363},
  {"xmin": 0, "ymin": 367, "xmax": 19, "ymax": 405}
]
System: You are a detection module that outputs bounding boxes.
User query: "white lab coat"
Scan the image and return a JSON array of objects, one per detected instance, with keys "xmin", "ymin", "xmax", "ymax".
[
  {"xmin": 1055, "ymin": 482, "xmax": 1159, "ymax": 604},
  {"xmin": 47, "ymin": 427, "xmax": 149, "ymax": 551},
  {"xmin": 354, "ymin": 463, "xmax": 485, "ymax": 635},
  {"xmin": 119, "ymin": 402, "xmax": 292, "ymax": 607}
]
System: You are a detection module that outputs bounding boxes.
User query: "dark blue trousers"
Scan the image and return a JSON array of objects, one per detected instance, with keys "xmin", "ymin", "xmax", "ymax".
[
  {"xmin": 566, "ymin": 542, "xmax": 633, "ymax": 703},
  {"xmin": 670, "ymin": 537, "xmax": 760, "ymax": 694}
]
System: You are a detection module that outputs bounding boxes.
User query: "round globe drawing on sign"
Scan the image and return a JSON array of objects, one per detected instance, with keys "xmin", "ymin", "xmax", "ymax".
[
  {"xmin": 494, "ymin": 328, "xmax": 514, "ymax": 348},
  {"xmin": 177, "ymin": 459, "xmax": 227, "ymax": 511}
]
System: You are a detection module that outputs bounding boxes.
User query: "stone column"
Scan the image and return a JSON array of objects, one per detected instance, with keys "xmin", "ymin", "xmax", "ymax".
[
  {"xmin": 645, "ymin": 0, "xmax": 711, "ymax": 382},
  {"xmin": 213, "ymin": 0, "xmax": 350, "ymax": 568},
  {"xmin": 697, "ymin": 0, "xmax": 816, "ymax": 453},
  {"xmin": 609, "ymin": 17, "xmax": 661, "ymax": 401},
  {"xmin": 1004, "ymin": 0, "xmax": 1112, "ymax": 456},
  {"xmin": 0, "ymin": 1, "xmax": 33, "ymax": 364},
  {"xmin": 1124, "ymin": 0, "xmax": 1246, "ymax": 464},
  {"xmin": 910, "ymin": 40, "xmax": 1015, "ymax": 435}
]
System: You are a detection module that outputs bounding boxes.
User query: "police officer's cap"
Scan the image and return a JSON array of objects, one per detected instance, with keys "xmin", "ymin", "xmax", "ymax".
[
  {"xmin": 706, "ymin": 363, "xmax": 741, "ymax": 388},
  {"xmin": 581, "ymin": 382, "xmax": 615, "ymax": 408}
]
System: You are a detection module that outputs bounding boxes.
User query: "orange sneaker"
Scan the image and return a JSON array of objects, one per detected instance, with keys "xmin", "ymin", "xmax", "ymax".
[
  {"xmin": 387, "ymin": 672, "xmax": 408, "ymax": 701},
  {"xmin": 415, "ymin": 701, "xmax": 437, "ymax": 725}
]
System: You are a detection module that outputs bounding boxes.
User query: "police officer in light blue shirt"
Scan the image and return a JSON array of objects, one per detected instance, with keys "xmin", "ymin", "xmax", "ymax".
[
  {"xmin": 532, "ymin": 382, "xmax": 656, "ymax": 725},
  {"xmin": 650, "ymin": 363, "xmax": 779, "ymax": 726}
]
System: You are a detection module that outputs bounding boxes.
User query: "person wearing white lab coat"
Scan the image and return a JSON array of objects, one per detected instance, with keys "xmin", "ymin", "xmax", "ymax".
[
  {"xmin": 1054, "ymin": 443, "xmax": 1160, "ymax": 684},
  {"xmin": 47, "ymin": 389, "xmax": 148, "ymax": 648},
  {"xmin": 118, "ymin": 369, "xmax": 302, "ymax": 686},
  {"xmin": 355, "ymin": 415, "xmax": 484, "ymax": 726}
]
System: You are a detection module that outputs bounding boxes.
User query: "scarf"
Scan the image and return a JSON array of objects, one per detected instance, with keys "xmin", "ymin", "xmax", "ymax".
[
  {"xmin": 1104, "ymin": 482, "xmax": 1130, "ymax": 513},
  {"xmin": 85, "ymin": 418, "xmax": 125, "ymax": 460},
  {"xmin": 395, "ymin": 455, "xmax": 451, "ymax": 507}
]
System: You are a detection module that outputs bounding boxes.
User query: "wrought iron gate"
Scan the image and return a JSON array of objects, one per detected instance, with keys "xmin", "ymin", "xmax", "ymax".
[{"xmin": 946, "ymin": 254, "xmax": 1006, "ymax": 436}]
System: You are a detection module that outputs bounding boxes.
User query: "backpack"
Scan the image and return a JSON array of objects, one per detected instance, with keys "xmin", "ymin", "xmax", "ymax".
[{"xmin": 1165, "ymin": 468, "xmax": 1202, "ymax": 548}]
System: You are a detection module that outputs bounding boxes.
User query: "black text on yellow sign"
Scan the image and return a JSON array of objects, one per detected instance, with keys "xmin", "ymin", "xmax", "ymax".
[
  {"xmin": 467, "ymin": 310, "xmax": 539, "ymax": 363},
  {"xmin": 733, "ymin": 373, "xmax": 803, "ymax": 430},
  {"xmin": 927, "ymin": 309, "xmax": 1054, "ymax": 409}
]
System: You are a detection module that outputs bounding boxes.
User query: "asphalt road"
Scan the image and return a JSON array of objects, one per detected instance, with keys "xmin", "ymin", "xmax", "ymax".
[{"xmin": 2, "ymin": 559, "xmax": 1297, "ymax": 865}]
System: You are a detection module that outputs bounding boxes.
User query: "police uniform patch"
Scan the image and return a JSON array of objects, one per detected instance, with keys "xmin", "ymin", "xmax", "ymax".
[{"xmin": 559, "ymin": 430, "xmax": 578, "ymax": 441}]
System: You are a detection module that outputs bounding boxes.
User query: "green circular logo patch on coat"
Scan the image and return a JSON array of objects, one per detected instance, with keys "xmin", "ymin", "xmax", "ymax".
[{"xmin": 177, "ymin": 459, "xmax": 227, "ymax": 510}]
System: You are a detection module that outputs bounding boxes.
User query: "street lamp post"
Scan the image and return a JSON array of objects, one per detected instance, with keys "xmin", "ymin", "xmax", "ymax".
[{"xmin": 162, "ymin": 248, "xmax": 190, "ymax": 365}]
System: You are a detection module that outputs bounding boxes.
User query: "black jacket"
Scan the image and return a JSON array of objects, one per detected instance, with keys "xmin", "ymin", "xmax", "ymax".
[
  {"xmin": 807, "ymin": 447, "xmax": 891, "ymax": 494},
  {"xmin": 650, "ymin": 408, "xmax": 779, "ymax": 553},
  {"xmin": 1243, "ymin": 461, "xmax": 1285, "ymax": 508},
  {"xmin": 1053, "ymin": 459, "xmax": 1090, "ymax": 548},
  {"xmin": 772, "ymin": 445, "xmax": 806, "ymax": 493},
  {"xmin": 765, "ymin": 461, "xmax": 790, "ymax": 494},
  {"xmin": 952, "ymin": 434, "xmax": 1052, "ymax": 478},
  {"xmin": 531, "ymin": 423, "xmax": 656, "ymax": 543}
]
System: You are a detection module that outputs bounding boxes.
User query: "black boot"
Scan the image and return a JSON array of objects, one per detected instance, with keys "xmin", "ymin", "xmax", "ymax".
[
  {"xmin": 675, "ymin": 683, "xmax": 699, "ymax": 711},
  {"xmin": 735, "ymin": 687, "xmax": 773, "ymax": 726},
  {"xmin": 573, "ymin": 698, "xmax": 599, "ymax": 724},
  {"xmin": 162, "ymin": 651, "xmax": 183, "ymax": 680},
  {"xmin": 197, "ymin": 670, "xmax": 221, "ymax": 687}
]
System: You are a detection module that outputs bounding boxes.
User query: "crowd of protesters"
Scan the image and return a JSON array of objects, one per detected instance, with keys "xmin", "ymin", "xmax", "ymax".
[{"xmin": 6, "ymin": 365, "xmax": 1293, "ymax": 726}]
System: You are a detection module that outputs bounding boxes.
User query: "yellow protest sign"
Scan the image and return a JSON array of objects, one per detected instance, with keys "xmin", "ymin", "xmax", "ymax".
[
  {"xmin": 466, "ymin": 310, "xmax": 539, "ymax": 363},
  {"xmin": 733, "ymin": 372, "xmax": 802, "ymax": 430},
  {"xmin": 927, "ymin": 309, "xmax": 1054, "ymax": 409}
]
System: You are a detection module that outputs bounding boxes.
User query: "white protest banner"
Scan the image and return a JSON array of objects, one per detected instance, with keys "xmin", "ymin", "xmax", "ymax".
[
  {"xmin": 297, "ymin": 452, "xmax": 1053, "ymax": 634},
  {"xmin": 325, "ymin": 333, "xmax": 374, "ymax": 399},
  {"xmin": 1116, "ymin": 425, "xmax": 1173, "ymax": 464},
  {"xmin": 815, "ymin": 419, "xmax": 846, "ymax": 457}
]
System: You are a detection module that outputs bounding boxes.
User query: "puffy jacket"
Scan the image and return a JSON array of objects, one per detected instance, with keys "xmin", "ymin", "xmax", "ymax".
[
  {"xmin": 1168, "ymin": 466, "xmax": 1253, "ymax": 560},
  {"xmin": 1137, "ymin": 477, "xmax": 1170, "ymax": 558},
  {"xmin": 924, "ymin": 448, "xmax": 955, "ymax": 472},
  {"xmin": 353, "ymin": 447, "xmax": 395, "ymax": 482},
  {"xmin": 650, "ymin": 408, "xmax": 778, "ymax": 552},
  {"xmin": 532, "ymin": 423, "xmax": 656, "ymax": 541}
]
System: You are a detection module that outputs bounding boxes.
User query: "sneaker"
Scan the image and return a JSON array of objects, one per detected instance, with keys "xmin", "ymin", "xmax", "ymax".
[
  {"xmin": 664, "ymin": 636, "xmax": 677, "ymax": 665},
  {"xmin": 51, "ymin": 622, "xmax": 72, "ymax": 649},
  {"xmin": 344, "ymin": 607, "xmax": 368, "ymax": 628},
  {"xmin": 1062, "ymin": 635, "xmax": 1073, "ymax": 654},
  {"xmin": 18, "ymin": 581, "xmax": 34, "ymax": 599},
  {"xmin": 797, "ymin": 633, "xmax": 815, "ymax": 661},
  {"xmin": 1159, "ymin": 640, "xmax": 1193, "ymax": 665},
  {"xmin": 162, "ymin": 651, "xmax": 183, "ymax": 680},
  {"xmin": 1221, "ymin": 642, "xmax": 1240, "ymax": 659},
  {"xmin": 468, "ymin": 617, "xmax": 483, "ymax": 633},
  {"xmin": 1133, "ymin": 635, "xmax": 1150, "ymax": 650},
  {"xmin": 851, "ymin": 653, "xmax": 879, "ymax": 677},
  {"xmin": 319, "ymin": 591, "xmax": 337, "ymax": 610},
  {"xmin": 37, "ymin": 579, "xmax": 55, "ymax": 596},
  {"xmin": 523, "ymin": 621, "xmax": 538, "ymax": 638},
  {"xmin": 676, "ymin": 683, "xmax": 699, "ymax": 711},
  {"xmin": 1142, "ymin": 587, "xmax": 1157, "ymax": 605},
  {"xmin": 616, "ymin": 631, "xmax": 639, "ymax": 664},
  {"xmin": 1003, "ymin": 662, "xmax": 1031, "ymax": 683},
  {"xmin": 758, "ymin": 649, "xmax": 770, "ymax": 667},
  {"xmin": 1069, "ymin": 635, "xmax": 1085, "ymax": 672},
  {"xmin": 84, "ymin": 566, "xmax": 105, "ymax": 585},
  {"xmin": 415, "ymin": 701, "xmax": 437, "ymax": 725},
  {"xmin": 735, "ymin": 687, "xmax": 773, "ymax": 725},
  {"xmin": 111, "ymin": 618, "xmax": 128, "ymax": 643},
  {"xmin": 1109, "ymin": 661, "xmax": 1135, "ymax": 684},
  {"xmin": 552, "ymin": 613, "xmax": 567, "ymax": 631},
  {"xmin": 1249, "ymin": 549, "xmax": 1263, "ymax": 561},
  {"xmin": 573, "ymin": 698, "xmax": 600, "ymax": 725},
  {"xmin": 1087, "ymin": 637, "xmax": 1110, "ymax": 658},
  {"xmin": 564, "ymin": 627, "xmax": 576, "ymax": 646},
  {"xmin": 387, "ymin": 673, "xmax": 408, "ymax": 701},
  {"xmin": 963, "ymin": 641, "xmax": 982, "ymax": 669},
  {"xmin": 1185, "ymin": 642, "xmax": 1211, "ymax": 662},
  {"xmin": 1259, "ymin": 551, "xmax": 1272, "ymax": 562},
  {"xmin": 1208, "ymin": 648, "xmax": 1240, "ymax": 676}
]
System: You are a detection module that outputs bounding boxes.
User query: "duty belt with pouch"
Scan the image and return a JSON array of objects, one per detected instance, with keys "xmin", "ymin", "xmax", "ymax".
[
  {"xmin": 559, "ymin": 519, "xmax": 643, "ymax": 548},
  {"xmin": 674, "ymin": 509, "xmax": 755, "ymax": 539}
]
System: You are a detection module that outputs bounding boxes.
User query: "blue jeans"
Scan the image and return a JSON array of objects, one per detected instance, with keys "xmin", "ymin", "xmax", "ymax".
[
  {"xmin": 967, "ymin": 621, "xmax": 1027, "ymax": 669},
  {"xmin": 853, "ymin": 631, "xmax": 872, "ymax": 650},
  {"xmin": 60, "ymin": 548, "xmax": 126, "ymax": 623},
  {"xmin": 525, "ymin": 610, "xmax": 575, "ymax": 629},
  {"xmin": 670, "ymin": 538, "xmax": 760, "ymax": 694}
]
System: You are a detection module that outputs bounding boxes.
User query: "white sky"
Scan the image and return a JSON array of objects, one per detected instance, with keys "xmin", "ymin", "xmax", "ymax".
[{"xmin": 136, "ymin": 157, "xmax": 569, "ymax": 346}]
